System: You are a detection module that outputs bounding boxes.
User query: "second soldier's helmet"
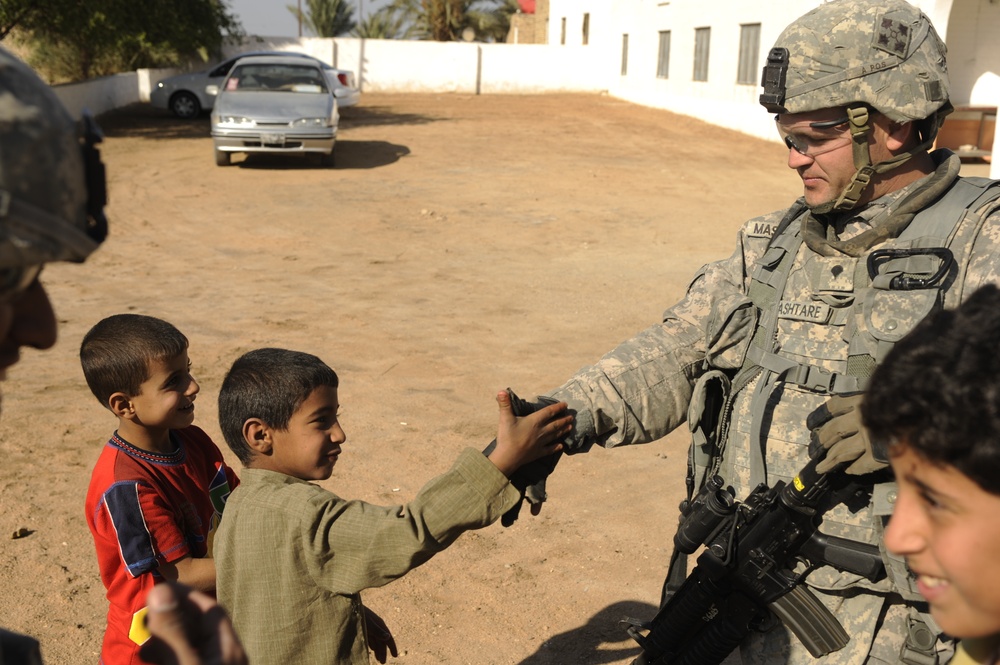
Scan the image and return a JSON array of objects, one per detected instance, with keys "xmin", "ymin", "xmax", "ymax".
[
  {"xmin": 760, "ymin": 0, "xmax": 951, "ymax": 127},
  {"xmin": 0, "ymin": 47, "xmax": 107, "ymax": 271}
]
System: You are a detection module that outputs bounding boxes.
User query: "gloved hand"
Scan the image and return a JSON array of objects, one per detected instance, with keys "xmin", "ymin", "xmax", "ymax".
[
  {"xmin": 363, "ymin": 607, "xmax": 397, "ymax": 664},
  {"xmin": 482, "ymin": 389, "xmax": 564, "ymax": 526},
  {"xmin": 807, "ymin": 392, "xmax": 888, "ymax": 475}
]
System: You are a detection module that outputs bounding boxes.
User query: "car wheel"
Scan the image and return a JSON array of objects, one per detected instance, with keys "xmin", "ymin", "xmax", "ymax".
[
  {"xmin": 215, "ymin": 149, "xmax": 231, "ymax": 167},
  {"xmin": 320, "ymin": 148, "xmax": 335, "ymax": 168},
  {"xmin": 171, "ymin": 92, "xmax": 201, "ymax": 119}
]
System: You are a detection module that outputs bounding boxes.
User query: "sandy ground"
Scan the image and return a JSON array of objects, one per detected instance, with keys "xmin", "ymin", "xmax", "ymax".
[{"xmin": 0, "ymin": 92, "xmax": 986, "ymax": 664}]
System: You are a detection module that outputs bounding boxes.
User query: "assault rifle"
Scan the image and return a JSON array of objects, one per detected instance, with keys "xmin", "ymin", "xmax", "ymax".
[{"xmin": 622, "ymin": 456, "xmax": 885, "ymax": 665}]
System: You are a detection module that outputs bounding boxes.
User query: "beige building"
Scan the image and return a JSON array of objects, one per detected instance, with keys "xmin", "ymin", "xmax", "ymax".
[{"xmin": 507, "ymin": 0, "xmax": 550, "ymax": 44}]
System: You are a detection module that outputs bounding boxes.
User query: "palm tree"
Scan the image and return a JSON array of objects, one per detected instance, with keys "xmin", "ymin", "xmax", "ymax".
[
  {"xmin": 353, "ymin": 5, "xmax": 419, "ymax": 39},
  {"xmin": 287, "ymin": 0, "xmax": 356, "ymax": 37},
  {"xmin": 466, "ymin": 0, "xmax": 518, "ymax": 42},
  {"xmin": 386, "ymin": 0, "xmax": 517, "ymax": 42}
]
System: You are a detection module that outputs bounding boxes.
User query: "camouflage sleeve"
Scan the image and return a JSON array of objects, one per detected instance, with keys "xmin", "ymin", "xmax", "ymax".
[
  {"xmin": 961, "ymin": 205, "xmax": 1000, "ymax": 294},
  {"xmin": 545, "ymin": 209, "xmax": 786, "ymax": 452}
]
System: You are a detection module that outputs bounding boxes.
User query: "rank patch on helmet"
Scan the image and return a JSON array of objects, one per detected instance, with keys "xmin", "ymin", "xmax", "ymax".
[{"xmin": 873, "ymin": 16, "xmax": 910, "ymax": 58}]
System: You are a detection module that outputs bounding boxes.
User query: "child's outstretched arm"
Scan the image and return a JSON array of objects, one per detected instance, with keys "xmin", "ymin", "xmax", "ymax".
[{"xmin": 487, "ymin": 389, "xmax": 572, "ymax": 477}]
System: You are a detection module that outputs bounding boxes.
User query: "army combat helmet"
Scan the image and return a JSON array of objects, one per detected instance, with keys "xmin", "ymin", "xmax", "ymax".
[
  {"xmin": 0, "ymin": 47, "xmax": 107, "ymax": 279},
  {"xmin": 760, "ymin": 0, "xmax": 952, "ymax": 213}
]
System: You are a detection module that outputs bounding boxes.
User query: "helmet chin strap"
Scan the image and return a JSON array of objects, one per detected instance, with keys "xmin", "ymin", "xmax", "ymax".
[{"xmin": 814, "ymin": 105, "xmax": 935, "ymax": 214}]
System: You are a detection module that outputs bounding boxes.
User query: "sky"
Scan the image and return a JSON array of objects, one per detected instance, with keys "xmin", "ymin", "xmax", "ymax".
[{"xmin": 228, "ymin": 0, "xmax": 390, "ymax": 38}]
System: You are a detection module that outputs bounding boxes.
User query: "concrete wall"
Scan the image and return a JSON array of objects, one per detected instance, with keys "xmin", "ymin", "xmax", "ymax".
[
  {"xmin": 50, "ymin": 37, "xmax": 605, "ymax": 118},
  {"xmin": 946, "ymin": 0, "xmax": 1000, "ymax": 105},
  {"xmin": 53, "ymin": 68, "xmax": 178, "ymax": 119},
  {"xmin": 230, "ymin": 36, "xmax": 604, "ymax": 94}
]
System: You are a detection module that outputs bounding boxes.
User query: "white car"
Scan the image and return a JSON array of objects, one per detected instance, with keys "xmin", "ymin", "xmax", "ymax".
[
  {"xmin": 210, "ymin": 55, "xmax": 339, "ymax": 167},
  {"xmin": 150, "ymin": 50, "xmax": 359, "ymax": 119}
]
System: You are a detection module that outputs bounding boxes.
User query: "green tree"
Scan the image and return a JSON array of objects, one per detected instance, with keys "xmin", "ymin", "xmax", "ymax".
[
  {"xmin": 386, "ymin": 0, "xmax": 517, "ymax": 42},
  {"xmin": 352, "ymin": 4, "xmax": 418, "ymax": 39},
  {"xmin": 287, "ymin": 0, "xmax": 356, "ymax": 37},
  {"xmin": 0, "ymin": 0, "xmax": 243, "ymax": 81},
  {"xmin": 465, "ymin": 0, "xmax": 518, "ymax": 42}
]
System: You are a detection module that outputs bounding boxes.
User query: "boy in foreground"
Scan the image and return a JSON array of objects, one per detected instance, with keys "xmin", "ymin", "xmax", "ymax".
[
  {"xmin": 863, "ymin": 284, "xmax": 1000, "ymax": 665},
  {"xmin": 214, "ymin": 347, "xmax": 572, "ymax": 664},
  {"xmin": 81, "ymin": 314, "xmax": 240, "ymax": 664}
]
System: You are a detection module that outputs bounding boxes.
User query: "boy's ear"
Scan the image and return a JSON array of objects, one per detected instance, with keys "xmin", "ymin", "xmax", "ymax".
[
  {"xmin": 243, "ymin": 418, "xmax": 273, "ymax": 455},
  {"xmin": 108, "ymin": 392, "xmax": 135, "ymax": 420}
]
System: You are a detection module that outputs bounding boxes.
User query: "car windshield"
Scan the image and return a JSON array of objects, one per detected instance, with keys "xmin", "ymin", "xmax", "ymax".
[{"xmin": 225, "ymin": 64, "xmax": 329, "ymax": 93}]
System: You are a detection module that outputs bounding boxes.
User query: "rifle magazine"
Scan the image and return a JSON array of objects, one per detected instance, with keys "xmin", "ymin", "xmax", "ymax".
[{"xmin": 769, "ymin": 585, "xmax": 850, "ymax": 658}]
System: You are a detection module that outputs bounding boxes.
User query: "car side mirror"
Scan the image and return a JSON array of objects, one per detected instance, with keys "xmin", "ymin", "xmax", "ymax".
[{"xmin": 205, "ymin": 85, "xmax": 219, "ymax": 97}]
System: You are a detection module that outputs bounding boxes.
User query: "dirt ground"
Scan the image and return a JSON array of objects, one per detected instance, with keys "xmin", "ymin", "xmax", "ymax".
[{"xmin": 0, "ymin": 92, "xmax": 879, "ymax": 664}]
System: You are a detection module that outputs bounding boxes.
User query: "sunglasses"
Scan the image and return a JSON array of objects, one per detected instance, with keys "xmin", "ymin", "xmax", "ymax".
[{"xmin": 775, "ymin": 115, "xmax": 852, "ymax": 157}]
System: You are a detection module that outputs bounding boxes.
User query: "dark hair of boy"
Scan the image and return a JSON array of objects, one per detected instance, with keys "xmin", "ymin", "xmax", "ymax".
[
  {"xmin": 862, "ymin": 284, "xmax": 1000, "ymax": 495},
  {"xmin": 80, "ymin": 314, "xmax": 189, "ymax": 406},
  {"xmin": 218, "ymin": 347, "xmax": 339, "ymax": 466}
]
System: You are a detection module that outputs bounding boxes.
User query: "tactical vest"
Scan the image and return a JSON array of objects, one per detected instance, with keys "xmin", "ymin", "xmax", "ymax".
[{"xmin": 687, "ymin": 176, "xmax": 1000, "ymax": 594}]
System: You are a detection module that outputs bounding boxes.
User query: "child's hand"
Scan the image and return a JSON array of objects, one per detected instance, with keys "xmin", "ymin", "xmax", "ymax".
[
  {"xmin": 488, "ymin": 389, "xmax": 572, "ymax": 477},
  {"xmin": 364, "ymin": 607, "xmax": 398, "ymax": 664},
  {"xmin": 140, "ymin": 582, "xmax": 247, "ymax": 665}
]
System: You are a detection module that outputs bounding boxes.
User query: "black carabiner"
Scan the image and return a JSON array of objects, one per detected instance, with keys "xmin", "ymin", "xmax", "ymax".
[{"xmin": 866, "ymin": 247, "xmax": 953, "ymax": 290}]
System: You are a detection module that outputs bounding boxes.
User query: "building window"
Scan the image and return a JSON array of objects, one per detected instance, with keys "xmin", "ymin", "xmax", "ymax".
[
  {"xmin": 621, "ymin": 34, "xmax": 629, "ymax": 76},
  {"xmin": 657, "ymin": 30, "xmax": 671, "ymax": 79},
  {"xmin": 582, "ymin": 13, "xmax": 590, "ymax": 45},
  {"xmin": 693, "ymin": 27, "xmax": 710, "ymax": 82},
  {"xmin": 737, "ymin": 23, "xmax": 761, "ymax": 85},
  {"xmin": 561, "ymin": 17, "xmax": 566, "ymax": 45}
]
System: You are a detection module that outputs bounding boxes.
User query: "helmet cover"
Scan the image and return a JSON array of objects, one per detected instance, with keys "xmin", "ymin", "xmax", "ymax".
[
  {"xmin": 760, "ymin": 0, "xmax": 950, "ymax": 124},
  {"xmin": 0, "ymin": 47, "xmax": 106, "ymax": 269}
]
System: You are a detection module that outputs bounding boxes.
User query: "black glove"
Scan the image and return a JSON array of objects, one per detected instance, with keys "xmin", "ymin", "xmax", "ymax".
[
  {"xmin": 482, "ymin": 389, "xmax": 563, "ymax": 526},
  {"xmin": 807, "ymin": 392, "xmax": 888, "ymax": 475},
  {"xmin": 364, "ymin": 607, "xmax": 398, "ymax": 664}
]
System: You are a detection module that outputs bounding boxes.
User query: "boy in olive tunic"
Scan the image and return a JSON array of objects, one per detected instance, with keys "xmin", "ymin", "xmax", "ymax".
[
  {"xmin": 865, "ymin": 285, "xmax": 1000, "ymax": 665},
  {"xmin": 214, "ymin": 348, "xmax": 571, "ymax": 665}
]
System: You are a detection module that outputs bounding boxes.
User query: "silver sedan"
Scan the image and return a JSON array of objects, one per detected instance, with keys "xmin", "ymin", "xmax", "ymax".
[
  {"xmin": 210, "ymin": 56, "xmax": 340, "ymax": 167},
  {"xmin": 150, "ymin": 50, "xmax": 359, "ymax": 119}
]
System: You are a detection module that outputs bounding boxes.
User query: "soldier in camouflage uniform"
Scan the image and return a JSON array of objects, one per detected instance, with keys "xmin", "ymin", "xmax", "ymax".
[
  {"xmin": 0, "ymin": 47, "xmax": 245, "ymax": 665},
  {"xmin": 512, "ymin": 1, "xmax": 1000, "ymax": 663},
  {"xmin": 0, "ymin": 44, "xmax": 107, "ymax": 665}
]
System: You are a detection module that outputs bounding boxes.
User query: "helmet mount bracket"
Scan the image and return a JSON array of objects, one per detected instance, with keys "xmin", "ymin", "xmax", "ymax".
[{"xmin": 759, "ymin": 48, "xmax": 790, "ymax": 113}]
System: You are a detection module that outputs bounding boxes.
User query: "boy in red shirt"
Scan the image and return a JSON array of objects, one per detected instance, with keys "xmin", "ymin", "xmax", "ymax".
[{"xmin": 81, "ymin": 314, "xmax": 239, "ymax": 664}]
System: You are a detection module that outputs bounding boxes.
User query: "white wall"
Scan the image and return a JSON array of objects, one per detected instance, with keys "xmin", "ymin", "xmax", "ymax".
[
  {"xmin": 53, "ymin": 68, "xmax": 178, "ymax": 119},
  {"xmin": 944, "ymin": 0, "xmax": 1000, "ymax": 105},
  {"xmin": 229, "ymin": 36, "xmax": 605, "ymax": 94},
  {"xmin": 50, "ymin": 39, "xmax": 606, "ymax": 119}
]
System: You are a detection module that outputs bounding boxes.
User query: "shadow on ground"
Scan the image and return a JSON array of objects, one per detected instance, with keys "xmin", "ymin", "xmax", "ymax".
[
  {"xmin": 340, "ymin": 104, "xmax": 442, "ymax": 128},
  {"xmin": 224, "ymin": 140, "xmax": 409, "ymax": 170},
  {"xmin": 96, "ymin": 103, "xmax": 212, "ymax": 139},
  {"xmin": 517, "ymin": 600, "xmax": 657, "ymax": 665}
]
